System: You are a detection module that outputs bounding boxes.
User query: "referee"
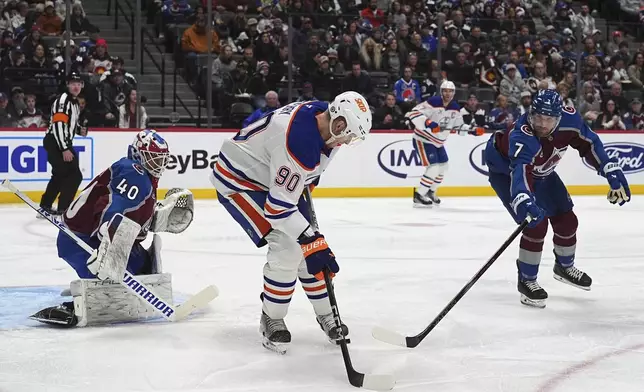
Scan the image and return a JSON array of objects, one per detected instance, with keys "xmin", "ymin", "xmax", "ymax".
[{"xmin": 39, "ymin": 72, "xmax": 84, "ymax": 216}]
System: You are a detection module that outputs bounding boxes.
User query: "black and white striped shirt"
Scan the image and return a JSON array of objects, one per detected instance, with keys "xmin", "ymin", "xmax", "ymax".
[{"xmin": 47, "ymin": 92, "xmax": 80, "ymax": 151}]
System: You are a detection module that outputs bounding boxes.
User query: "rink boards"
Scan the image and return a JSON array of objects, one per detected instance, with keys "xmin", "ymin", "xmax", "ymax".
[{"xmin": 1, "ymin": 127, "xmax": 643, "ymax": 203}]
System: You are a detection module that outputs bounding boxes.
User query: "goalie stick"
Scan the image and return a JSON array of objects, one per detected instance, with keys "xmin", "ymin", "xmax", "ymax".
[
  {"xmin": 372, "ymin": 218, "xmax": 530, "ymax": 348},
  {"xmin": 303, "ymin": 188, "xmax": 395, "ymax": 391},
  {"xmin": 1, "ymin": 179, "xmax": 218, "ymax": 322}
]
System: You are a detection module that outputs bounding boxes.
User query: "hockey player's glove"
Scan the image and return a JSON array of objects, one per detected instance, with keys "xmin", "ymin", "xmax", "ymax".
[
  {"xmin": 511, "ymin": 193, "xmax": 544, "ymax": 228},
  {"xmin": 602, "ymin": 161, "xmax": 631, "ymax": 206},
  {"xmin": 299, "ymin": 233, "xmax": 339, "ymax": 281},
  {"xmin": 425, "ymin": 120, "xmax": 440, "ymax": 133}
]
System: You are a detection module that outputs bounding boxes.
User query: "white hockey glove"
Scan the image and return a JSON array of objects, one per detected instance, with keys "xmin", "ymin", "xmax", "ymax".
[
  {"xmin": 150, "ymin": 188, "xmax": 194, "ymax": 234},
  {"xmin": 87, "ymin": 213, "xmax": 141, "ymax": 281}
]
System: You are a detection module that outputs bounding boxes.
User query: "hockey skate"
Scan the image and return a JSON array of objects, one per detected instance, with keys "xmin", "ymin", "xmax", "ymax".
[
  {"xmin": 30, "ymin": 301, "xmax": 78, "ymax": 327},
  {"xmin": 316, "ymin": 312, "xmax": 350, "ymax": 345},
  {"xmin": 413, "ymin": 191, "xmax": 433, "ymax": 208},
  {"xmin": 553, "ymin": 263, "xmax": 592, "ymax": 291},
  {"xmin": 518, "ymin": 279, "xmax": 548, "ymax": 308},
  {"xmin": 425, "ymin": 190, "xmax": 441, "ymax": 205},
  {"xmin": 260, "ymin": 312, "xmax": 291, "ymax": 355}
]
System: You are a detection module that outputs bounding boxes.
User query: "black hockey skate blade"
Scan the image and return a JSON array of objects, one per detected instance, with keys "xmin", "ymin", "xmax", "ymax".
[
  {"xmin": 553, "ymin": 273, "xmax": 592, "ymax": 291},
  {"xmin": 29, "ymin": 313, "xmax": 78, "ymax": 328}
]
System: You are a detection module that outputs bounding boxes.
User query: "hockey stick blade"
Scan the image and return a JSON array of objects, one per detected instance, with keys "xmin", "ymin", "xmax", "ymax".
[
  {"xmin": 371, "ymin": 326, "xmax": 414, "ymax": 348},
  {"xmin": 359, "ymin": 372, "xmax": 396, "ymax": 391},
  {"xmin": 371, "ymin": 220, "xmax": 529, "ymax": 349},
  {"xmin": 171, "ymin": 284, "xmax": 219, "ymax": 321}
]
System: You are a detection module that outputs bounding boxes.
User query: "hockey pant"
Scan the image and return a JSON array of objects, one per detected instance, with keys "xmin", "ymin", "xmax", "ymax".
[
  {"xmin": 412, "ymin": 139, "xmax": 448, "ymax": 194},
  {"xmin": 488, "ymin": 172, "xmax": 578, "ymax": 281},
  {"xmin": 57, "ymin": 231, "xmax": 152, "ymax": 279},
  {"xmin": 217, "ymin": 191, "xmax": 331, "ymax": 319}
]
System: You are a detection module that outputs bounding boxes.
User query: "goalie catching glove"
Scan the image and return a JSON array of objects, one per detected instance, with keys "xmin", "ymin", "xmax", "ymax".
[{"xmin": 151, "ymin": 188, "xmax": 195, "ymax": 233}]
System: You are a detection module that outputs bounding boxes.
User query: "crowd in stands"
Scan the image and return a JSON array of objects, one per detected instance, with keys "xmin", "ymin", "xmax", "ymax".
[
  {"xmin": 0, "ymin": 0, "xmax": 147, "ymax": 129},
  {"xmin": 158, "ymin": 0, "xmax": 644, "ymax": 130}
]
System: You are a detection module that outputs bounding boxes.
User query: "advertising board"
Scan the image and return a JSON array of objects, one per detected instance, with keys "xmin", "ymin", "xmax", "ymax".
[{"xmin": 0, "ymin": 127, "xmax": 643, "ymax": 203}]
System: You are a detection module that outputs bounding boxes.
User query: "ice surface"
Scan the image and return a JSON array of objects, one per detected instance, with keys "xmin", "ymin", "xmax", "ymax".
[{"xmin": 1, "ymin": 197, "xmax": 644, "ymax": 392}]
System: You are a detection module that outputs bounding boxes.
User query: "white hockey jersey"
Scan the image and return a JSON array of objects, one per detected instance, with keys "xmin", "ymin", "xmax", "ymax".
[
  {"xmin": 405, "ymin": 96, "xmax": 464, "ymax": 148},
  {"xmin": 211, "ymin": 100, "xmax": 338, "ymax": 240}
]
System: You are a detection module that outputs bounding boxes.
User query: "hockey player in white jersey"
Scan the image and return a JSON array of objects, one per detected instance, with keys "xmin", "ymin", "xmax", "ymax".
[
  {"xmin": 211, "ymin": 92, "xmax": 372, "ymax": 353},
  {"xmin": 405, "ymin": 80, "xmax": 484, "ymax": 207}
]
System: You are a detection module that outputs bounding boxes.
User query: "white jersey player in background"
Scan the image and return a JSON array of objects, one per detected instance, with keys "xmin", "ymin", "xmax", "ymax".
[
  {"xmin": 405, "ymin": 80, "xmax": 484, "ymax": 207},
  {"xmin": 211, "ymin": 92, "xmax": 372, "ymax": 353}
]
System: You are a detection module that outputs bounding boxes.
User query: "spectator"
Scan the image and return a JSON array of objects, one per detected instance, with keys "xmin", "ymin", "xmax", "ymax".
[
  {"xmin": 181, "ymin": 15, "xmax": 220, "ymax": 55},
  {"xmin": 373, "ymin": 92, "xmax": 404, "ymax": 129},
  {"xmin": 525, "ymin": 61, "xmax": 555, "ymax": 93},
  {"xmin": 579, "ymin": 81, "xmax": 602, "ymax": 122},
  {"xmin": 605, "ymin": 31, "xmax": 624, "ymax": 57},
  {"xmin": 311, "ymin": 56, "xmax": 338, "ymax": 102},
  {"xmin": 53, "ymin": 40, "xmax": 84, "ymax": 77},
  {"xmin": 99, "ymin": 56, "xmax": 137, "ymax": 87},
  {"xmin": 64, "ymin": 3, "xmax": 99, "ymax": 36},
  {"xmin": 341, "ymin": 62, "xmax": 373, "ymax": 98},
  {"xmin": 445, "ymin": 51, "xmax": 475, "ymax": 87},
  {"xmin": 101, "ymin": 69, "xmax": 131, "ymax": 126},
  {"xmin": 0, "ymin": 93, "xmax": 15, "ymax": 126},
  {"xmin": 604, "ymin": 57, "xmax": 631, "ymax": 88},
  {"xmin": 394, "ymin": 66, "xmax": 421, "ymax": 109},
  {"xmin": 18, "ymin": 93, "xmax": 45, "ymax": 128},
  {"xmin": 1, "ymin": 46, "xmax": 28, "ymax": 70},
  {"xmin": 627, "ymin": 52, "xmax": 644, "ymax": 89},
  {"xmin": 90, "ymin": 39, "xmax": 112, "ymax": 75},
  {"xmin": 29, "ymin": 43, "xmax": 51, "ymax": 68},
  {"xmin": 242, "ymin": 90, "xmax": 279, "ymax": 127},
  {"xmin": 36, "ymin": 1, "xmax": 62, "ymax": 36},
  {"xmin": 556, "ymin": 82, "xmax": 575, "ymax": 108},
  {"xmin": 603, "ymin": 82, "xmax": 629, "ymax": 113},
  {"xmin": 623, "ymin": 98, "xmax": 644, "ymax": 130},
  {"xmin": 360, "ymin": 0, "xmax": 385, "ymax": 29},
  {"xmin": 500, "ymin": 64, "xmax": 525, "ymax": 105},
  {"xmin": 8, "ymin": 86, "xmax": 25, "ymax": 119},
  {"xmin": 382, "ymin": 39, "xmax": 404, "ymax": 76},
  {"xmin": 326, "ymin": 49, "xmax": 344, "ymax": 74},
  {"xmin": 514, "ymin": 91, "xmax": 533, "ymax": 118},
  {"xmin": 487, "ymin": 94, "xmax": 514, "ymax": 131},
  {"xmin": 359, "ymin": 37, "xmax": 382, "ymax": 72},
  {"xmin": 10, "ymin": 2, "xmax": 29, "ymax": 33},
  {"xmin": 460, "ymin": 93, "xmax": 487, "ymax": 127},
  {"xmin": 222, "ymin": 61, "xmax": 251, "ymax": 113},
  {"xmin": 248, "ymin": 61, "xmax": 271, "ymax": 105},
  {"xmin": 21, "ymin": 26, "xmax": 46, "ymax": 59},
  {"xmin": 572, "ymin": 5, "xmax": 596, "ymax": 37},
  {"xmin": 118, "ymin": 89, "xmax": 148, "ymax": 129},
  {"xmin": 212, "ymin": 44, "xmax": 237, "ymax": 89},
  {"xmin": 595, "ymin": 99, "xmax": 625, "ymax": 130},
  {"xmin": 296, "ymin": 82, "xmax": 317, "ymax": 102}
]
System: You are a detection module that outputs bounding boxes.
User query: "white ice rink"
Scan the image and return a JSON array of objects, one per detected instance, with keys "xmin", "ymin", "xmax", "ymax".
[{"xmin": 1, "ymin": 196, "xmax": 644, "ymax": 392}]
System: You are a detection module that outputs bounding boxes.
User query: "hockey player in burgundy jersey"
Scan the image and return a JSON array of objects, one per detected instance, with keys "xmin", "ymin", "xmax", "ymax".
[
  {"xmin": 31, "ymin": 129, "xmax": 195, "ymax": 327},
  {"xmin": 484, "ymin": 90, "xmax": 631, "ymax": 308}
]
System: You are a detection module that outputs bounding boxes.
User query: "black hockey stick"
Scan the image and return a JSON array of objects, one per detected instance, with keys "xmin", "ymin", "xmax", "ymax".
[
  {"xmin": 372, "ymin": 218, "xmax": 530, "ymax": 348},
  {"xmin": 303, "ymin": 188, "xmax": 395, "ymax": 391}
]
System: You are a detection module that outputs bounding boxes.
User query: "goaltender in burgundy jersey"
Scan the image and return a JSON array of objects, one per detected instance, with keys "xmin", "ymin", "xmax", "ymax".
[{"xmin": 63, "ymin": 157, "xmax": 157, "ymax": 242}]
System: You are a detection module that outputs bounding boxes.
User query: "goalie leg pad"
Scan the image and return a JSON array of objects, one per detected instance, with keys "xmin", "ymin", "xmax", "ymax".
[
  {"xmin": 87, "ymin": 214, "xmax": 141, "ymax": 281},
  {"xmin": 71, "ymin": 273, "xmax": 173, "ymax": 327}
]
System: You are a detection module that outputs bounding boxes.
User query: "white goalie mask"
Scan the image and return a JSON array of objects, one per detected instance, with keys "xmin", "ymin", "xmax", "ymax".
[{"xmin": 327, "ymin": 91, "xmax": 373, "ymax": 146}]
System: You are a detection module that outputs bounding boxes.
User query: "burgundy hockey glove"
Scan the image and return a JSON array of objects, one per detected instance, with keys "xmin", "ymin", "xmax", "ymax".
[{"xmin": 299, "ymin": 233, "xmax": 339, "ymax": 281}]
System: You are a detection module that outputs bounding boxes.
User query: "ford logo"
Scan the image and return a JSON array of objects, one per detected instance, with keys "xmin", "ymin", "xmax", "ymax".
[
  {"xmin": 582, "ymin": 142, "xmax": 644, "ymax": 174},
  {"xmin": 377, "ymin": 139, "xmax": 422, "ymax": 179},
  {"xmin": 469, "ymin": 141, "xmax": 489, "ymax": 176}
]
